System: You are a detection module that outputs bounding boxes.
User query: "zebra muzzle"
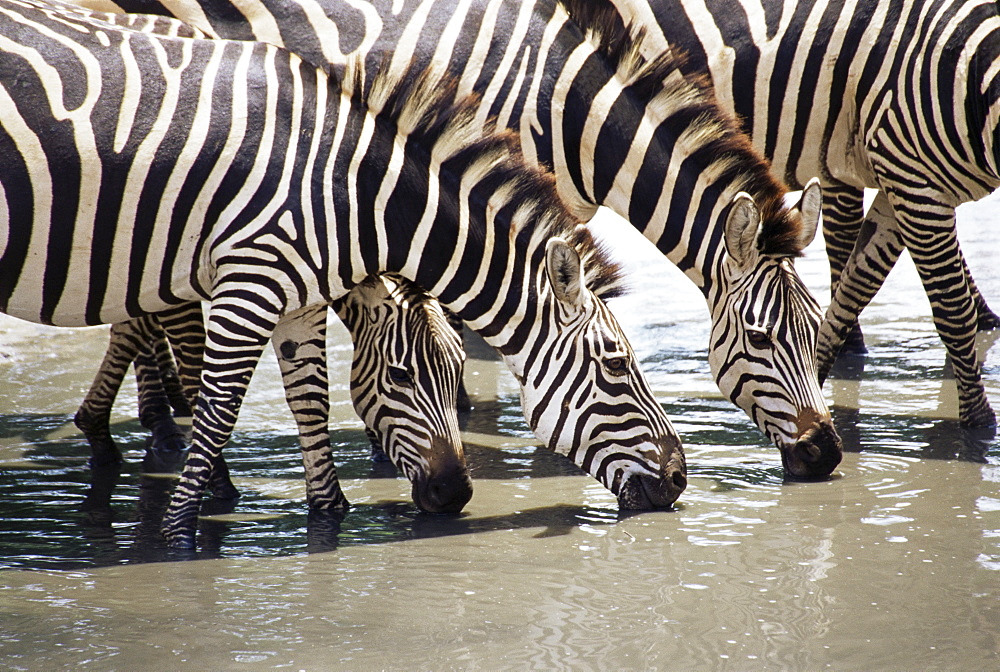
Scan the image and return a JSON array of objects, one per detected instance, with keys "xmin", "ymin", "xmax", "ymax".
[
  {"xmin": 617, "ymin": 450, "xmax": 687, "ymax": 510},
  {"xmin": 410, "ymin": 454, "xmax": 473, "ymax": 514},
  {"xmin": 782, "ymin": 419, "xmax": 843, "ymax": 480}
]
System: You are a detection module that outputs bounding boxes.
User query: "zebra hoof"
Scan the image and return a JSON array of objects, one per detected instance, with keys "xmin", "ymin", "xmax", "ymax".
[
  {"xmin": 308, "ymin": 489, "xmax": 351, "ymax": 511},
  {"xmin": 960, "ymin": 402, "xmax": 997, "ymax": 429},
  {"xmin": 149, "ymin": 425, "xmax": 189, "ymax": 454},
  {"xmin": 87, "ymin": 445, "xmax": 123, "ymax": 468},
  {"xmin": 161, "ymin": 515, "xmax": 197, "ymax": 549},
  {"xmin": 142, "ymin": 444, "xmax": 186, "ymax": 474},
  {"xmin": 838, "ymin": 324, "xmax": 868, "ymax": 356},
  {"xmin": 163, "ymin": 529, "xmax": 196, "ymax": 550},
  {"xmin": 977, "ymin": 310, "xmax": 1000, "ymax": 331},
  {"xmin": 210, "ymin": 480, "xmax": 241, "ymax": 501}
]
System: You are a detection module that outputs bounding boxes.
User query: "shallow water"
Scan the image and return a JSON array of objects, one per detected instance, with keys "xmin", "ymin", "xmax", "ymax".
[{"xmin": 1, "ymin": 194, "xmax": 999, "ymax": 669}]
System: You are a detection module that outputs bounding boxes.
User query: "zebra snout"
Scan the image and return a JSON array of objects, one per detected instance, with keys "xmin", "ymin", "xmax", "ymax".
[
  {"xmin": 782, "ymin": 419, "xmax": 843, "ymax": 480},
  {"xmin": 617, "ymin": 448, "xmax": 687, "ymax": 511},
  {"xmin": 411, "ymin": 451, "xmax": 473, "ymax": 514}
]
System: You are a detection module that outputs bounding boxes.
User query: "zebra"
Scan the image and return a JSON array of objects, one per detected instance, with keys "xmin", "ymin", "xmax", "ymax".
[
  {"xmin": 609, "ymin": 0, "xmax": 1000, "ymax": 427},
  {"xmin": 0, "ymin": 0, "xmax": 685, "ymax": 548},
  {"xmin": 83, "ymin": 0, "xmax": 844, "ymax": 479},
  {"xmin": 74, "ymin": 273, "xmax": 474, "ymax": 514}
]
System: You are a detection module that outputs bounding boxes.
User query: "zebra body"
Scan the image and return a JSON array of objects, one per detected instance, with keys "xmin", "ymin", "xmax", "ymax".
[
  {"xmin": 612, "ymin": 0, "xmax": 1000, "ymax": 426},
  {"xmin": 85, "ymin": 0, "xmax": 843, "ymax": 477},
  {"xmin": 0, "ymin": 0, "xmax": 684, "ymax": 547}
]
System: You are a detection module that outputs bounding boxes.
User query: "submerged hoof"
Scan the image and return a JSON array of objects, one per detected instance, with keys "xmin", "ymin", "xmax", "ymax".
[
  {"xmin": 977, "ymin": 309, "xmax": 1000, "ymax": 331},
  {"xmin": 838, "ymin": 324, "xmax": 868, "ymax": 356},
  {"xmin": 960, "ymin": 402, "xmax": 997, "ymax": 429}
]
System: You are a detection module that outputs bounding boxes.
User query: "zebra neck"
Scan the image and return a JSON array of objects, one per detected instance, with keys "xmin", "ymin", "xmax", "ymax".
[{"xmin": 548, "ymin": 0, "xmax": 785, "ymax": 297}]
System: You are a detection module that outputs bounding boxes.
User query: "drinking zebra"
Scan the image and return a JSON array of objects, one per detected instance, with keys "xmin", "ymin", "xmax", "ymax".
[
  {"xmin": 0, "ymin": 0, "xmax": 685, "ymax": 547},
  {"xmin": 75, "ymin": 274, "xmax": 474, "ymax": 514},
  {"xmin": 611, "ymin": 0, "xmax": 1000, "ymax": 427},
  {"xmin": 83, "ymin": 0, "xmax": 843, "ymax": 478}
]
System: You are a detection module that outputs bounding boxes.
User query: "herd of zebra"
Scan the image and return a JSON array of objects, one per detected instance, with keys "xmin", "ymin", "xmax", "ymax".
[{"xmin": 0, "ymin": 0, "xmax": 997, "ymax": 549}]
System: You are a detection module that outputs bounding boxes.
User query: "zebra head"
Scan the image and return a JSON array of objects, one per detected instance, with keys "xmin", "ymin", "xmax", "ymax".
[
  {"xmin": 504, "ymin": 230, "xmax": 686, "ymax": 510},
  {"xmin": 710, "ymin": 179, "xmax": 842, "ymax": 479},
  {"xmin": 334, "ymin": 275, "xmax": 472, "ymax": 513}
]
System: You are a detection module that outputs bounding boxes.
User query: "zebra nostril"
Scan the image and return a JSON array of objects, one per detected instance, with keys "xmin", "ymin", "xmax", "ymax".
[
  {"xmin": 671, "ymin": 469, "xmax": 687, "ymax": 491},
  {"xmin": 796, "ymin": 441, "xmax": 822, "ymax": 463}
]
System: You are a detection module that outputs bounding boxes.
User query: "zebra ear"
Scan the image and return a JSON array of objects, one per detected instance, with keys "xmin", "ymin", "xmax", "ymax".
[
  {"xmin": 791, "ymin": 178, "xmax": 822, "ymax": 248},
  {"xmin": 724, "ymin": 192, "xmax": 762, "ymax": 268},
  {"xmin": 545, "ymin": 237, "xmax": 586, "ymax": 310},
  {"xmin": 342, "ymin": 275, "xmax": 387, "ymax": 323}
]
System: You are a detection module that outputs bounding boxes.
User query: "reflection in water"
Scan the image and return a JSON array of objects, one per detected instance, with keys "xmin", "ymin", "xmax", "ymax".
[{"xmin": 1, "ymin": 198, "xmax": 999, "ymax": 668}]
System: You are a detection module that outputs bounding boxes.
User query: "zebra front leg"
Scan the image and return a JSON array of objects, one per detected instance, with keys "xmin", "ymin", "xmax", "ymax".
[
  {"xmin": 156, "ymin": 304, "xmax": 239, "ymax": 500},
  {"xmin": 272, "ymin": 306, "xmax": 349, "ymax": 511},
  {"xmin": 816, "ymin": 193, "xmax": 905, "ymax": 383},
  {"xmin": 160, "ymin": 300, "xmax": 274, "ymax": 549},
  {"xmin": 821, "ymin": 183, "xmax": 868, "ymax": 355}
]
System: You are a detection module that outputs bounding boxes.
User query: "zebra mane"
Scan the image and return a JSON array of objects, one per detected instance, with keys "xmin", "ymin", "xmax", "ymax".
[
  {"xmin": 341, "ymin": 59, "xmax": 626, "ymax": 300},
  {"xmin": 558, "ymin": 0, "xmax": 805, "ymax": 258}
]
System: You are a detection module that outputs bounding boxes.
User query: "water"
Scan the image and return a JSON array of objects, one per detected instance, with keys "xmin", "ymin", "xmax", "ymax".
[{"xmin": 1, "ymin": 193, "xmax": 999, "ymax": 669}]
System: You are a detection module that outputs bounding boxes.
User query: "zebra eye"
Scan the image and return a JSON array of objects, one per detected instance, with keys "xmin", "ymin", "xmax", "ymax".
[
  {"xmin": 746, "ymin": 329, "xmax": 771, "ymax": 348},
  {"xmin": 603, "ymin": 356, "xmax": 629, "ymax": 376},
  {"xmin": 388, "ymin": 366, "xmax": 414, "ymax": 384}
]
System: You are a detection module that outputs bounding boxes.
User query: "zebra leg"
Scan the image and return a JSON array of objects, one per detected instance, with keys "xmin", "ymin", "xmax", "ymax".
[
  {"xmin": 151, "ymin": 325, "xmax": 192, "ymax": 419},
  {"xmin": 74, "ymin": 320, "xmax": 148, "ymax": 466},
  {"xmin": 821, "ymin": 184, "xmax": 868, "ymax": 355},
  {"xmin": 271, "ymin": 306, "xmax": 349, "ymax": 510},
  {"xmin": 817, "ymin": 191, "xmax": 995, "ymax": 426},
  {"xmin": 156, "ymin": 304, "xmax": 240, "ymax": 501},
  {"xmin": 160, "ymin": 299, "xmax": 275, "ymax": 549},
  {"xmin": 156, "ymin": 303, "xmax": 206, "ymax": 407},
  {"xmin": 134, "ymin": 331, "xmax": 187, "ymax": 455},
  {"xmin": 966, "ymin": 257, "xmax": 1000, "ymax": 331},
  {"xmin": 817, "ymin": 193, "xmax": 904, "ymax": 381},
  {"xmin": 894, "ymin": 210, "xmax": 995, "ymax": 428}
]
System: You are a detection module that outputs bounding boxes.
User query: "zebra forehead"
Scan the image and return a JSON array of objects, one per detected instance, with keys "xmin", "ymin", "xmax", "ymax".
[{"xmin": 734, "ymin": 260, "xmax": 814, "ymax": 311}]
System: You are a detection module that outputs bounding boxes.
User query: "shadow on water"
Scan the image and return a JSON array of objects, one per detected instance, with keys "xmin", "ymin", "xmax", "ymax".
[
  {"xmin": 0, "ymin": 410, "xmax": 662, "ymax": 571},
  {"xmin": 35, "ymin": 461, "xmax": 646, "ymax": 570}
]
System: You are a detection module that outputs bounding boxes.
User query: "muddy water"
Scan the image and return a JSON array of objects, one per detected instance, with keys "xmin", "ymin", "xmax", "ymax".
[{"xmin": 1, "ymin": 194, "xmax": 998, "ymax": 669}]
